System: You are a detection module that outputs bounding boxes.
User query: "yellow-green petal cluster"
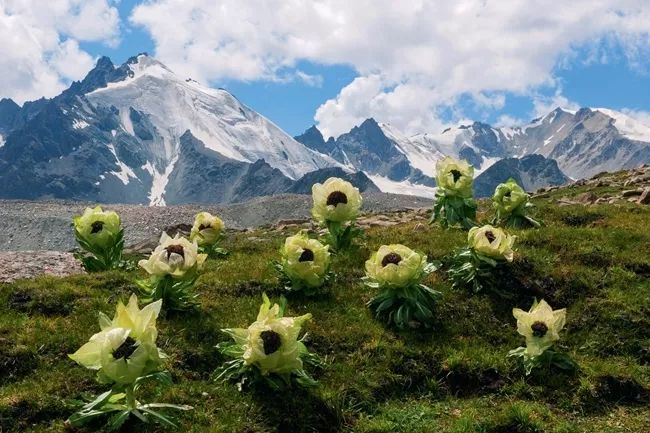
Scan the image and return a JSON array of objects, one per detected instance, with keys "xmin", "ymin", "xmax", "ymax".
[
  {"xmin": 280, "ymin": 231, "xmax": 331, "ymax": 289},
  {"xmin": 468, "ymin": 225, "xmax": 516, "ymax": 262},
  {"xmin": 225, "ymin": 295, "xmax": 312, "ymax": 376},
  {"xmin": 365, "ymin": 244, "xmax": 429, "ymax": 289},
  {"xmin": 435, "ymin": 157, "xmax": 474, "ymax": 198},
  {"xmin": 493, "ymin": 178, "xmax": 529, "ymax": 215},
  {"xmin": 138, "ymin": 233, "xmax": 207, "ymax": 279},
  {"xmin": 69, "ymin": 295, "xmax": 164, "ymax": 385},
  {"xmin": 513, "ymin": 299, "xmax": 566, "ymax": 357},
  {"xmin": 190, "ymin": 212, "xmax": 225, "ymax": 246},
  {"xmin": 73, "ymin": 206, "xmax": 122, "ymax": 249},
  {"xmin": 311, "ymin": 177, "xmax": 362, "ymax": 224}
]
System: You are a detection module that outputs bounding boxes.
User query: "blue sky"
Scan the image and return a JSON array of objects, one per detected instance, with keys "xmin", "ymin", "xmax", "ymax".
[{"xmin": 3, "ymin": 1, "xmax": 650, "ymax": 138}]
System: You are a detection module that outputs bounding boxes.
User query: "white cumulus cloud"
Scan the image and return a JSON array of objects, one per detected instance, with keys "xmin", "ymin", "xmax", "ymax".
[
  {"xmin": 0, "ymin": 0, "xmax": 120, "ymax": 103},
  {"xmin": 130, "ymin": 0, "xmax": 650, "ymax": 138}
]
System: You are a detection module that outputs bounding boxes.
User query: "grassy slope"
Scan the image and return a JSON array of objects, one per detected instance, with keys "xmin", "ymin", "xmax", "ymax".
[{"xmin": 1, "ymin": 181, "xmax": 649, "ymax": 433}]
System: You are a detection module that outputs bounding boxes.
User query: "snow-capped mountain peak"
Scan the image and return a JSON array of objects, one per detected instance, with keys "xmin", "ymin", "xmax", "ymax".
[{"xmin": 0, "ymin": 55, "xmax": 345, "ymax": 206}]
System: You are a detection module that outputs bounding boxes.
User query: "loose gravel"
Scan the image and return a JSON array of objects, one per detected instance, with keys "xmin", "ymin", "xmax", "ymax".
[{"xmin": 0, "ymin": 193, "xmax": 430, "ymax": 251}]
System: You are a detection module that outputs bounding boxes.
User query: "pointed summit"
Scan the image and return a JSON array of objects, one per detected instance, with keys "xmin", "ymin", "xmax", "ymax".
[{"xmin": 294, "ymin": 125, "xmax": 335, "ymax": 155}]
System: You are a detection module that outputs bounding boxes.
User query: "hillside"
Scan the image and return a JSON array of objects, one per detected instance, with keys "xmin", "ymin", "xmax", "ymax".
[{"xmin": 1, "ymin": 167, "xmax": 649, "ymax": 432}]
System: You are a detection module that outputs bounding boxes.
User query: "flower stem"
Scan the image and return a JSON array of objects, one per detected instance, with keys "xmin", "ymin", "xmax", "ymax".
[{"xmin": 125, "ymin": 383, "xmax": 137, "ymax": 410}]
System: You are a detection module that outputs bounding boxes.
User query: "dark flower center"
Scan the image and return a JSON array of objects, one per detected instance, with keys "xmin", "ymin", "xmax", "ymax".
[
  {"xmin": 299, "ymin": 248, "xmax": 315, "ymax": 262},
  {"xmin": 531, "ymin": 321, "xmax": 549, "ymax": 338},
  {"xmin": 165, "ymin": 244, "xmax": 185, "ymax": 259},
  {"xmin": 113, "ymin": 336, "xmax": 138, "ymax": 360},
  {"xmin": 326, "ymin": 191, "xmax": 348, "ymax": 206},
  {"xmin": 450, "ymin": 169, "xmax": 462, "ymax": 183},
  {"xmin": 90, "ymin": 221, "xmax": 104, "ymax": 234},
  {"xmin": 198, "ymin": 224, "xmax": 211, "ymax": 231},
  {"xmin": 381, "ymin": 252, "xmax": 402, "ymax": 267},
  {"xmin": 504, "ymin": 190, "xmax": 512, "ymax": 198},
  {"xmin": 260, "ymin": 330, "xmax": 282, "ymax": 355},
  {"xmin": 485, "ymin": 231, "xmax": 496, "ymax": 243}
]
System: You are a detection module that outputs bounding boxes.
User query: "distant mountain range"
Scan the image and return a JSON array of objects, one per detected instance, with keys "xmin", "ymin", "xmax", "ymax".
[
  {"xmin": 295, "ymin": 108, "xmax": 650, "ymax": 198},
  {"xmin": 0, "ymin": 54, "xmax": 648, "ymax": 204},
  {"xmin": 0, "ymin": 54, "xmax": 362, "ymax": 205}
]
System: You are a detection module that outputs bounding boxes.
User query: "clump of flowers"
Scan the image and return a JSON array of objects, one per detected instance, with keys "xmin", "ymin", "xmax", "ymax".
[
  {"xmin": 430, "ymin": 157, "xmax": 477, "ymax": 230},
  {"xmin": 364, "ymin": 244, "xmax": 440, "ymax": 329},
  {"xmin": 275, "ymin": 231, "xmax": 332, "ymax": 295},
  {"xmin": 311, "ymin": 177, "xmax": 363, "ymax": 251},
  {"xmin": 190, "ymin": 211, "xmax": 227, "ymax": 257},
  {"xmin": 492, "ymin": 178, "xmax": 541, "ymax": 228},
  {"xmin": 136, "ymin": 233, "xmax": 207, "ymax": 311},
  {"xmin": 73, "ymin": 206, "xmax": 124, "ymax": 271},
  {"xmin": 68, "ymin": 295, "xmax": 191, "ymax": 430},
  {"xmin": 448, "ymin": 225, "xmax": 516, "ymax": 294},
  {"xmin": 216, "ymin": 294, "xmax": 321, "ymax": 390},
  {"xmin": 508, "ymin": 299, "xmax": 576, "ymax": 375}
]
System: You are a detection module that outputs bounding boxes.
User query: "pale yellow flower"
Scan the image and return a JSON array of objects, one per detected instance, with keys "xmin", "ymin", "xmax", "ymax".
[
  {"xmin": 365, "ymin": 244, "xmax": 429, "ymax": 289},
  {"xmin": 224, "ymin": 295, "xmax": 311, "ymax": 376},
  {"xmin": 311, "ymin": 177, "xmax": 362, "ymax": 223},
  {"xmin": 468, "ymin": 225, "xmax": 516, "ymax": 262},
  {"xmin": 435, "ymin": 157, "xmax": 474, "ymax": 198},
  {"xmin": 73, "ymin": 206, "xmax": 121, "ymax": 248},
  {"xmin": 190, "ymin": 212, "xmax": 225, "ymax": 246},
  {"xmin": 513, "ymin": 299, "xmax": 566, "ymax": 357},
  {"xmin": 138, "ymin": 233, "xmax": 207, "ymax": 278},
  {"xmin": 280, "ymin": 231, "xmax": 330, "ymax": 288}
]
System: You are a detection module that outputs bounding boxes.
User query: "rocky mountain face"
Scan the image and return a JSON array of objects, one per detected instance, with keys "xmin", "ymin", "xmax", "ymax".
[
  {"xmin": 473, "ymin": 154, "xmax": 570, "ymax": 197},
  {"xmin": 297, "ymin": 107, "xmax": 650, "ymax": 197},
  {"xmin": 0, "ymin": 54, "xmax": 372, "ymax": 205}
]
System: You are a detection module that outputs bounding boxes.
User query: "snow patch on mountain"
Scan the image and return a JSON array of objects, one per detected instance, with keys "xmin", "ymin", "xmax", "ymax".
[
  {"xmin": 149, "ymin": 154, "xmax": 178, "ymax": 206},
  {"xmin": 106, "ymin": 143, "xmax": 138, "ymax": 185},
  {"xmin": 367, "ymin": 174, "xmax": 437, "ymax": 198},
  {"xmin": 72, "ymin": 119, "xmax": 89, "ymax": 129},
  {"xmin": 595, "ymin": 108, "xmax": 650, "ymax": 143},
  {"xmin": 379, "ymin": 122, "xmax": 443, "ymax": 176}
]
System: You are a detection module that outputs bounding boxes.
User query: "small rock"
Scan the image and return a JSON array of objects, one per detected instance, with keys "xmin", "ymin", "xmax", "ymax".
[
  {"xmin": 413, "ymin": 223, "xmax": 427, "ymax": 232},
  {"xmin": 637, "ymin": 188, "xmax": 650, "ymax": 205},
  {"xmin": 622, "ymin": 189, "xmax": 642, "ymax": 198},
  {"xmin": 574, "ymin": 192, "xmax": 598, "ymax": 204}
]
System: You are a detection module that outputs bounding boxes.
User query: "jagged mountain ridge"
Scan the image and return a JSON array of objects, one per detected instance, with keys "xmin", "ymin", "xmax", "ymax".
[
  {"xmin": 473, "ymin": 154, "xmax": 570, "ymax": 198},
  {"xmin": 296, "ymin": 107, "xmax": 650, "ymax": 196},
  {"xmin": 0, "ymin": 54, "xmax": 357, "ymax": 205}
]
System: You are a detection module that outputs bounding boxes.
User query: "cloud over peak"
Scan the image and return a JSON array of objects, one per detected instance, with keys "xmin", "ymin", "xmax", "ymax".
[{"xmin": 130, "ymin": 0, "xmax": 650, "ymax": 137}]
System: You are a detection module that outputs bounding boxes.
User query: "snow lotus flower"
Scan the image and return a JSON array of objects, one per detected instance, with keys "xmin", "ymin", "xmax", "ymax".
[
  {"xmin": 218, "ymin": 294, "xmax": 319, "ymax": 389},
  {"xmin": 493, "ymin": 179, "xmax": 529, "ymax": 214},
  {"xmin": 492, "ymin": 178, "xmax": 541, "ymax": 228},
  {"xmin": 513, "ymin": 299, "xmax": 566, "ymax": 357},
  {"xmin": 364, "ymin": 245, "xmax": 440, "ymax": 329},
  {"xmin": 190, "ymin": 211, "xmax": 225, "ymax": 247},
  {"xmin": 448, "ymin": 225, "xmax": 516, "ymax": 293},
  {"xmin": 365, "ymin": 244, "xmax": 429, "ymax": 289},
  {"xmin": 138, "ymin": 233, "xmax": 207, "ymax": 279},
  {"xmin": 74, "ymin": 206, "xmax": 122, "ymax": 248},
  {"xmin": 69, "ymin": 295, "xmax": 164, "ymax": 385},
  {"xmin": 435, "ymin": 156, "xmax": 474, "ymax": 198},
  {"xmin": 73, "ymin": 206, "xmax": 124, "ymax": 270},
  {"xmin": 279, "ymin": 231, "xmax": 331, "ymax": 291},
  {"xmin": 311, "ymin": 177, "xmax": 363, "ymax": 251},
  {"xmin": 430, "ymin": 157, "xmax": 477, "ymax": 229},
  {"xmin": 468, "ymin": 225, "xmax": 516, "ymax": 262},
  {"xmin": 67, "ymin": 296, "xmax": 191, "ymax": 430},
  {"xmin": 311, "ymin": 177, "xmax": 362, "ymax": 224},
  {"xmin": 136, "ymin": 233, "xmax": 207, "ymax": 310}
]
